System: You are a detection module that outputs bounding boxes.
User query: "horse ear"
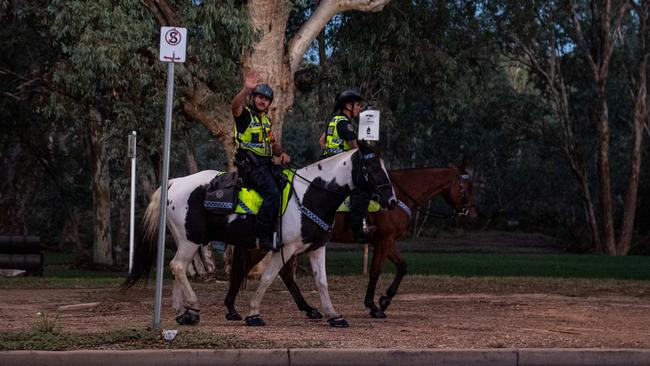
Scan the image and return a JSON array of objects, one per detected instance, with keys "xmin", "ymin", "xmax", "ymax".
[{"xmin": 357, "ymin": 140, "xmax": 378, "ymax": 154}]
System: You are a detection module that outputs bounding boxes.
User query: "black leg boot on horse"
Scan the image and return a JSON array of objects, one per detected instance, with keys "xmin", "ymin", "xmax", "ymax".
[
  {"xmin": 349, "ymin": 189, "xmax": 375, "ymax": 243},
  {"xmin": 176, "ymin": 307, "xmax": 200, "ymax": 325}
]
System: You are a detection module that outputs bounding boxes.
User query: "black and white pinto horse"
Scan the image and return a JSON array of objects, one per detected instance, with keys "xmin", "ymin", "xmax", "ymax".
[{"xmin": 123, "ymin": 143, "xmax": 397, "ymax": 327}]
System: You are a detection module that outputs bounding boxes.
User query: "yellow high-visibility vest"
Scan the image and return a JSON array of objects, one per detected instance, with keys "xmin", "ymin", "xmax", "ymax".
[
  {"xmin": 323, "ymin": 115, "xmax": 352, "ymax": 157},
  {"xmin": 234, "ymin": 107, "xmax": 273, "ymax": 157}
]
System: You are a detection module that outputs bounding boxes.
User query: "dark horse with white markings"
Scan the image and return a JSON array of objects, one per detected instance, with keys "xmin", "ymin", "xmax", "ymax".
[
  {"xmin": 224, "ymin": 162, "xmax": 477, "ymax": 321},
  {"xmin": 122, "ymin": 142, "xmax": 397, "ymax": 327}
]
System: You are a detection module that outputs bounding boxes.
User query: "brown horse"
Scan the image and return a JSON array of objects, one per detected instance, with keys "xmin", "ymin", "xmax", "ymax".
[{"xmin": 224, "ymin": 162, "xmax": 477, "ymax": 321}]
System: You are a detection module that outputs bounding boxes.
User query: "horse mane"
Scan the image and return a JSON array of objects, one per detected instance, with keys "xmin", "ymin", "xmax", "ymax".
[
  {"xmin": 389, "ymin": 166, "xmax": 453, "ymax": 173},
  {"xmin": 357, "ymin": 140, "xmax": 385, "ymax": 159},
  {"xmin": 389, "ymin": 160, "xmax": 470, "ymax": 173}
]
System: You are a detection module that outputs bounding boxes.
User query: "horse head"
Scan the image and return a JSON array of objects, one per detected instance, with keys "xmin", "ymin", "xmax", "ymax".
[
  {"xmin": 448, "ymin": 160, "xmax": 478, "ymax": 224},
  {"xmin": 354, "ymin": 141, "xmax": 398, "ymax": 210}
]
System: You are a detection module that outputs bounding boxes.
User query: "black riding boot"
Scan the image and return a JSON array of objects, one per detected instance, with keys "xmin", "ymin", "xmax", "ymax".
[
  {"xmin": 249, "ymin": 160, "xmax": 284, "ymax": 252},
  {"xmin": 349, "ymin": 189, "xmax": 375, "ymax": 243}
]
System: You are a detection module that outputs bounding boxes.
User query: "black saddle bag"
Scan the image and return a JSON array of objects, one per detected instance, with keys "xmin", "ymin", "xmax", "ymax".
[{"xmin": 204, "ymin": 172, "xmax": 241, "ymax": 215}]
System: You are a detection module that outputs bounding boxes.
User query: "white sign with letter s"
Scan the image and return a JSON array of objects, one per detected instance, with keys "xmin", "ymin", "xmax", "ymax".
[{"xmin": 159, "ymin": 27, "xmax": 187, "ymax": 63}]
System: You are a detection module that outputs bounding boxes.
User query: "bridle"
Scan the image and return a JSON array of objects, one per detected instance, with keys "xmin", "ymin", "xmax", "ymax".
[
  {"xmin": 357, "ymin": 152, "xmax": 393, "ymax": 203},
  {"xmin": 392, "ymin": 169, "xmax": 475, "ymax": 219}
]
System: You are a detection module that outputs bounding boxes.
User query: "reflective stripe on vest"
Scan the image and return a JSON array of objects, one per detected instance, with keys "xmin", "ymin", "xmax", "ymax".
[
  {"xmin": 323, "ymin": 115, "xmax": 352, "ymax": 157},
  {"xmin": 234, "ymin": 107, "xmax": 273, "ymax": 157}
]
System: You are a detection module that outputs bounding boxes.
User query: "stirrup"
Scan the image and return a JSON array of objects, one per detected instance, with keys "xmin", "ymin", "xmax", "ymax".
[
  {"xmin": 255, "ymin": 233, "xmax": 283, "ymax": 252},
  {"xmin": 362, "ymin": 218, "xmax": 376, "ymax": 235}
]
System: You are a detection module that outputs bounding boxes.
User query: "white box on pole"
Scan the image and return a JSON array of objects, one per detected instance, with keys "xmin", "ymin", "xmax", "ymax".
[{"xmin": 358, "ymin": 110, "xmax": 380, "ymax": 141}]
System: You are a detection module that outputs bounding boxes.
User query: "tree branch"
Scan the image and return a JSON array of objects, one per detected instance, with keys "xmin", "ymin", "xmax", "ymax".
[
  {"xmin": 142, "ymin": 0, "xmax": 180, "ymax": 26},
  {"xmin": 288, "ymin": 0, "xmax": 390, "ymax": 73},
  {"xmin": 567, "ymin": 0, "xmax": 598, "ymax": 78}
]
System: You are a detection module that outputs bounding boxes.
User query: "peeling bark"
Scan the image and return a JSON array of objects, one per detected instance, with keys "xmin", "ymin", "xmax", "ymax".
[
  {"xmin": 87, "ymin": 108, "xmax": 113, "ymax": 265},
  {"xmin": 619, "ymin": 4, "xmax": 649, "ymax": 255},
  {"xmin": 567, "ymin": 0, "xmax": 633, "ymax": 254}
]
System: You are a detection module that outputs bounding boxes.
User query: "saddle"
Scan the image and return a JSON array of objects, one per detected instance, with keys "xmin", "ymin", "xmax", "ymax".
[
  {"xmin": 337, "ymin": 197, "xmax": 382, "ymax": 213},
  {"xmin": 203, "ymin": 170, "xmax": 295, "ymax": 216},
  {"xmin": 204, "ymin": 172, "xmax": 241, "ymax": 215}
]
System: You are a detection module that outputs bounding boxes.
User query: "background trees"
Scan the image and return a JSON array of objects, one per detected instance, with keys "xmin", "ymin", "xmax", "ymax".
[{"xmin": 1, "ymin": 0, "xmax": 648, "ymax": 267}]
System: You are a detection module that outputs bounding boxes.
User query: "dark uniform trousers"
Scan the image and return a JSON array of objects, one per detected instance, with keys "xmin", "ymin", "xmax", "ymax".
[
  {"xmin": 349, "ymin": 188, "xmax": 371, "ymax": 239},
  {"xmin": 236, "ymin": 150, "xmax": 279, "ymax": 240}
]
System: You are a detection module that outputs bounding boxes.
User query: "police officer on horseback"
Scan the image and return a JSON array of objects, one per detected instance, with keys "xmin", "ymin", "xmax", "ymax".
[
  {"xmin": 232, "ymin": 69, "xmax": 291, "ymax": 252},
  {"xmin": 318, "ymin": 89, "xmax": 375, "ymax": 242}
]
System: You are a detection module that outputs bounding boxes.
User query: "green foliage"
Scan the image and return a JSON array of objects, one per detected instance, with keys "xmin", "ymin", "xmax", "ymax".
[
  {"xmin": 0, "ymin": 1, "xmax": 255, "ymax": 257},
  {"xmin": 184, "ymin": 0, "xmax": 255, "ymax": 97},
  {"xmin": 32, "ymin": 311, "xmax": 60, "ymax": 334}
]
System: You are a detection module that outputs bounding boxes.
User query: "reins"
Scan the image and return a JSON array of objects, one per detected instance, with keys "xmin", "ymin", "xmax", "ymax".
[
  {"xmin": 391, "ymin": 171, "xmax": 474, "ymax": 220},
  {"xmin": 391, "ymin": 179, "xmax": 455, "ymax": 219},
  {"xmin": 286, "ymin": 162, "xmax": 350, "ymax": 197}
]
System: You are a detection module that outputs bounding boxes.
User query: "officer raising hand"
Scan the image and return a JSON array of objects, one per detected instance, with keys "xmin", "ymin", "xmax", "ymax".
[{"xmin": 231, "ymin": 68, "xmax": 291, "ymax": 251}]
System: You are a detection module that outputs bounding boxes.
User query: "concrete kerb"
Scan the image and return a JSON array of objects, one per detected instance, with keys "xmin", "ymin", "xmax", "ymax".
[
  {"xmin": 518, "ymin": 349, "xmax": 650, "ymax": 366},
  {"xmin": 0, "ymin": 349, "xmax": 289, "ymax": 366},
  {"xmin": 290, "ymin": 348, "xmax": 518, "ymax": 365},
  {"xmin": 2, "ymin": 348, "xmax": 650, "ymax": 366}
]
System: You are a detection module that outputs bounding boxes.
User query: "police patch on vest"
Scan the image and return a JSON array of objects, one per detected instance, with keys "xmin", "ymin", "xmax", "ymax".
[{"xmin": 347, "ymin": 123, "xmax": 354, "ymax": 131}]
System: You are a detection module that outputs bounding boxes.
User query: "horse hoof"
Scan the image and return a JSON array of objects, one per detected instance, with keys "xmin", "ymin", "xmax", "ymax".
[
  {"xmin": 245, "ymin": 314, "xmax": 265, "ymax": 326},
  {"xmin": 225, "ymin": 311, "xmax": 242, "ymax": 321},
  {"xmin": 369, "ymin": 309, "xmax": 386, "ymax": 319},
  {"xmin": 327, "ymin": 316, "xmax": 349, "ymax": 328},
  {"xmin": 306, "ymin": 309, "xmax": 323, "ymax": 319},
  {"xmin": 379, "ymin": 295, "xmax": 392, "ymax": 311},
  {"xmin": 175, "ymin": 309, "xmax": 200, "ymax": 325}
]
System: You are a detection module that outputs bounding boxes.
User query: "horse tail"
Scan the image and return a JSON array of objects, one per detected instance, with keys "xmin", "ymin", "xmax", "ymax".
[{"xmin": 121, "ymin": 186, "xmax": 163, "ymax": 290}]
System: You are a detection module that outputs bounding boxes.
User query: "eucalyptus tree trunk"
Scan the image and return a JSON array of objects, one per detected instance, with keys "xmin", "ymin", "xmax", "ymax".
[
  {"xmin": 618, "ymin": 3, "xmax": 649, "ymax": 255},
  {"xmin": 568, "ymin": 0, "xmax": 633, "ymax": 254},
  {"xmin": 619, "ymin": 60, "xmax": 647, "ymax": 255},
  {"xmin": 87, "ymin": 108, "xmax": 113, "ymax": 266}
]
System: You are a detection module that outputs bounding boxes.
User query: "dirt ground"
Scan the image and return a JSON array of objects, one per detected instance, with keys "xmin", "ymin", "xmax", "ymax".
[{"xmin": 2, "ymin": 274, "xmax": 650, "ymax": 349}]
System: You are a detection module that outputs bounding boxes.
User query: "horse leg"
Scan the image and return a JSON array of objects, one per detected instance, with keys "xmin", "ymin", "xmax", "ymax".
[
  {"xmin": 379, "ymin": 243, "xmax": 407, "ymax": 312},
  {"xmin": 172, "ymin": 279, "xmax": 183, "ymax": 314},
  {"xmin": 279, "ymin": 255, "xmax": 322, "ymax": 319},
  {"xmin": 246, "ymin": 245, "xmax": 299, "ymax": 326},
  {"xmin": 170, "ymin": 240, "xmax": 201, "ymax": 325},
  {"xmin": 224, "ymin": 246, "xmax": 264, "ymax": 321},
  {"xmin": 365, "ymin": 240, "xmax": 388, "ymax": 318},
  {"xmin": 307, "ymin": 247, "xmax": 348, "ymax": 327}
]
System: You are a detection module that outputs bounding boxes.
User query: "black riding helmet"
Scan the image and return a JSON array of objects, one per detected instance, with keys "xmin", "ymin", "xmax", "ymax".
[
  {"xmin": 334, "ymin": 89, "xmax": 364, "ymax": 112},
  {"xmin": 251, "ymin": 83, "xmax": 274, "ymax": 102}
]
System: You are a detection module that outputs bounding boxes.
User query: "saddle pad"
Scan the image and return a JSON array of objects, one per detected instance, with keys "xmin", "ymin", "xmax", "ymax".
[
  {"xmin": 336, "ymin": 197, "xmax": 381, "ymax": 213},
  {"xmin": 234, "ymin": 169, "xmax": 295, "ymax": 215}
]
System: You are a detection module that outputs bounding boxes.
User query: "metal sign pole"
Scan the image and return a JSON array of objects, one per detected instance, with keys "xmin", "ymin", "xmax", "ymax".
[
  {"xmin": 153, "ymin": 26, "xmax": 186, "ymax": 330},
  {"xmin": 128, "ymin": 131, "xmax": 137, "ymax": 274},
  {"xmin": 153, "ymin": 62, "xmax": 175, "ymax": 329}
]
